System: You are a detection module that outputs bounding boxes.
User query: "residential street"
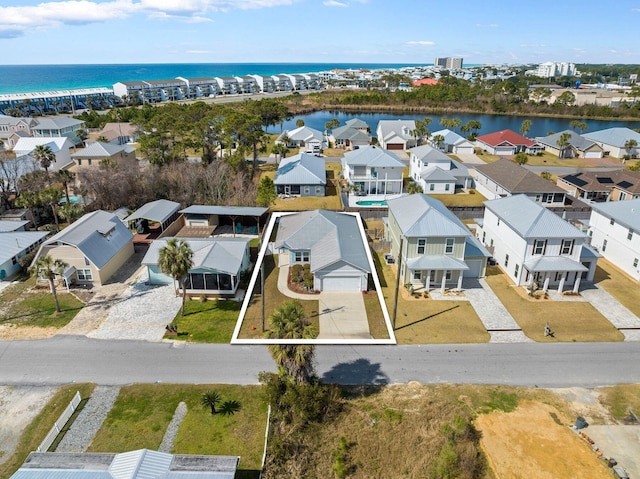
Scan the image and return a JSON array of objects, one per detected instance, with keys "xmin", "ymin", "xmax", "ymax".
[{"xmin": 0, "ymin": 336, "xmax": 639, "ymax": 388}]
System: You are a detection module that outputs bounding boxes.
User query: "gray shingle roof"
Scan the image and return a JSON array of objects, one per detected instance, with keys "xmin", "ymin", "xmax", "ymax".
[
  {"xmin": 386, "ymin": 194, "xmax": 471, "ymax": 238},
  {"xmin": 275, "ymin": 210, "xmax": 370, "ymax": 273},
  {"xmin": 179, "ymin": 205, "xmax": 267, "ymax": 217},
  {"xmin": 583, "ymin": 127, "xmax": 640, "ymax": 148},
  {"xmin": 343, "ymin": 145, "xmax": 405, "ymax": 168},
  {"xmin": 331, "ymin": 125, "xmax": 371, "ymax": 142},
  {"xmin": 124, "ymin": 200, "xmax": 181, "ymax": 225},
  {"xmin": 535, "ymin": 130, "xmax": 600, "ymax": 152},
  {"xmin": 142, "ymin": 237, "xmax": 249, "ymax": 275},
  {"xmin": 484, "ymin": 194, "xmax": 583, "ymax": 239},
  {"xmin": 274, "ymin": 153, "xmax": 326, "ymax": 185},
  {"xmin": 345, "ymin": 118, "xmax": 369, "ymax": 129},
  {"xmin": 590, "ymin": 198, "xmax": 640, "ymax": 232},
  {"xmin": 38, "ymin": 210, "xmax": 133, "ymax": 269},
  {"xmin": 474, "ymin": 159, "xmax": 565, "ymax": 194}
]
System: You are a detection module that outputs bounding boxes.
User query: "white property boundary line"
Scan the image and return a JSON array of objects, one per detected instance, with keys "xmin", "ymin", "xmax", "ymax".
[{"xmin": 231, "ymin": 211, "xmax": 396, "ymax": 345}]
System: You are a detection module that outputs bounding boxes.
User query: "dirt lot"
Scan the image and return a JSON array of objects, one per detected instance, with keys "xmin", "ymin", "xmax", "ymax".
[
  {"xmin": 475, "ymin": 400, "xmax": 612, "ymax": 479},
  {"xmin": 0, "ymin": 386, "xmax": 56, "ymax": 464}
]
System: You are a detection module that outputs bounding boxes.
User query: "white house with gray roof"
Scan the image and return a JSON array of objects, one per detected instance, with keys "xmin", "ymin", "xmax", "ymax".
[
  {"xmin": 583, "ymin": 127, "xmax": 640, "ymax": 159},
  {"xmin": 277, "ymin": 125, "xmax": 326, "ymax": 154},
  {"xmin": 32, "ymin": 210, "xmax": 134, "ymax": 286},
  {"xmin": 536, "ymin": 130, "xmax": 603, "ymax": 159},
  {"xmin": 330, "ymin": 123, "xmax": 371, "ymax": 150},
  {"xmin": 588, "ymin": 198, "xmax": 640, "ymax": 281},
  {"xmin": 429, "ymin": 129, "xmax": 475, "ymax": 154},
  {"xmin": 143, "ymin": 237, "xmax": 251, "ymax": 297},
  {"xmin": 409, "ymin": 144, "xmax": 471, "ymax": 193},
  {"xmin": 476, "ymin": 194, "xmax": 598, "ymax": 292},
  {"xmin": 13, "ymin": 137, "xmax": 75, "ymax": 172},
  {"xmin": 376, "ymin": 119, "xmax": 417, "ymax": 150},
  {"xmin": 274, "ymin": 153, "xmax": 326, "ymax": 197},
  {"xmin": 31, "ymin": 116, "xmax": 85, "ymax": 145},
  {"xmin": 71, "ymin": 141, "xmax": 136, "ymax": 169},
  {"xmin": 0, "ymin": 227, "xmax": 48, "ymax": 280},
  {"xmin": 342, "ymin": 145, "xmax": 405, "ymax": 195},
  {"xmin": 385, "ymin": 194, "xmax": 490, "ymax": 292},
  {"xmin": 275, "ymin": 210, "xmax": 370, "ymax": 291}
]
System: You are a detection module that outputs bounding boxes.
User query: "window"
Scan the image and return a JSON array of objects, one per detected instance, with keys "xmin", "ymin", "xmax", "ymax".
[
  {"xmin": 482, "ymin": 232, "xmax": 486, "ymax": 243},
  {"xmin": 610, "ymin": 218, "xmax": 615, "ymax": 226},
  {"xmin": 87, "ymin": 159, "xmax": 92, "ymax": 166},
  {"xmin": 294, "ymin": 251, "xmax": 310, "ymax": 262},
  {"xmin": 555, "ymin": 272, "xmax": 565, "ymax": 282},
  {"xmin": 445, "ymin": 238, "xmax": 454, "ymax": 254},
  {"xmin": 12, "ymin": 256, "xmax": 17, "ymax": 265},
  {"xmin": 445, "ymin": 271, "xmax": 452, "ymax": 280},
  {"xmin": 84, "ymin": 257, "xmax": 90, "ymax": 266},
  {"xmin": 417, "ymin": 239, "xmax": 426, "ymax": 254},
  {"xmin": 634, "ymin": 258, "xmax": 638, "ymax": 268},
  {"xmin": 77, "ymin": 269, "xmax": 93, "ymax": 281},
  {"xmin": 514, "ymin": 264, "xmax": 519, "ymax": 278},
  {"xmin": 77, "ymin": 159, "xmax": 82, "ymax": 166},
  {"xmin": 535, "ymin": 194, "xmax": 541, "ymax": 202},
  {"xmin": 504, "ymin": 254, "xmax": 509, "ymax": 267},
  {"xmin": 561, "ymin": 240, "xmax": 574, "ymax": 255},
  {"xmin": 414, "ymin": 271, "xmax": 422, "ymax": 280},
  {"xmin": 533, "ymin": 240, "xmax": 546, "ymax": 255},
  {"xmin": 303, "ymin": 186, "xmax": 310, "ymax": 194},
  {"xmin": 429, "ymin": 183, "xmax": 435, "ymax": 191},
  {"xmin": 602, "ymin": 239, "xmax": 607, "ymax": 252},
  {"xmin": 445, "ymin": 184, "xmax": 450, "ymax": 191},
  {"xmin": 315, "ymin": 186, "xmax": 322, "ymax": 195},
  {"xmin": 628, "ymin": 229, "xmax": 634, "ymax": 241}
]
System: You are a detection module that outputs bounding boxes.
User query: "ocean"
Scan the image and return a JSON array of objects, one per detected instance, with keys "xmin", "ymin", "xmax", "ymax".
[{"xmin": 0, "ymin": 63, "xmax": 427, "ymax": 95}]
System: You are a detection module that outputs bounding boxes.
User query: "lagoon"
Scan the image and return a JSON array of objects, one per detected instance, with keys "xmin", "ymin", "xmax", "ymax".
[{"xmin": 266, "ymin": 111, "xmax": 640, "ymax": 139}]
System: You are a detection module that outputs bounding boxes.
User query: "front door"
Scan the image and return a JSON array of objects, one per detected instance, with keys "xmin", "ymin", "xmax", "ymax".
[{"xmin": 284, "ymin": 185, "xmax": 291, "ymax": 195}]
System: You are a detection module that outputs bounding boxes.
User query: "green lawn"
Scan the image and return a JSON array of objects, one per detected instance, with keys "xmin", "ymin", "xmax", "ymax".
[
  {"xmin": 484, "ymin": 270, "xmax": 624, "ymax": 342},
  {"xmin": 167, "ymin": 299, "xmax": 242, "ymax": 343},
  {"xmin": 374, "ymin": 253, "xmax": 490, "ymax": 344},
  {"xmin": 88, "ymin": 384, "xmax": 266, "ymax": 477},
  {"xmin": 239, "ymin": 254, "xmax": 319, "ymax": 339},
  {"xmin": 593, "ymin": 259, "xmax": 640, "ymax": 318}
]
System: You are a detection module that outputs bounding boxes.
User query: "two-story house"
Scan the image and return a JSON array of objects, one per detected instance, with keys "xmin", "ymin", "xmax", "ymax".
[
  {"xmin": 341, "ymin": 145, "xmax": 405, "ymax": 196},
  {"xmin": 409, "ymin": 144, "xmax": 472, "ymax": 193},
  {"xmin": 385, "ymin": 194, "xmax": 490, "ymax": 292},
  {"xmin": 588, "ymin": 199, "xmax": 640, "ymax": 281},
  {"xmin": 476, "ymin": 194, "xmax": 599, "ymax": 293}
]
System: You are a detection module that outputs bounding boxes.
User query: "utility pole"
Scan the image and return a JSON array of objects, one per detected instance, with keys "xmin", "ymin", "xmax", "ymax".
[
  {"xmin": 392, "ymin": 237, "xmax": 403, "ymax": 330},
  {"xmin": 261, "ymin": 260, "xmax": 265, "ymax": 332}
]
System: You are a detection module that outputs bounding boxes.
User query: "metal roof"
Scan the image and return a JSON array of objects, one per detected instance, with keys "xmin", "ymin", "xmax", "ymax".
[
  {"xmin": 583, "ymin": 127, "xmax": 640, "ymax": 148},
  {"xmin": 142, "ymin": 237, "xmax": 249, "ymax": 275},
  {"xmin": 420, "ymin": 166, "xmax": 457, "ymax": 182},
  {"xmin": 274, "ymin": 153, "xmax": 326, "ymax": 185},
  {"xmin": 484, "ymin": 194, "xmax": 583, "ymax": 239},
  {"xmin": 0, "ymin": 231, "xmax": 49, "ymax": 263},
  {"xmin": 345, "ymin": 118, "xmax": 369, "ymax": 129},
  {"xmin": 429, "ymin": 129, "xmax": 469, "ymax": 146},
  {"xmin": 279, "ymin": 126, "xmax": 324, "ymax": 142},
  {"xmin": 124, "ymin": 200, "xmax": 181, "ymax": 224},
  {"xmin": 406, "ymin": 255, "xmax": 469, "ymax": 271},
  {"xmin": 331, "ymin": 125, "xmax": 371, "ymax": 142},
  {"xmin": 523, "ymin": 255, "xmax": 588, "ymax": 273},
  {"xmin": 376, "ymin": 120, "xmax": 416, "ymax": 142},
  {"xmin": 343, "ymin": 145, "xmax": 405, "ymax": 168},
  {"xmin": 0, "ymin": 220, "xmax": 28, "ymax": 232},
  {"xmin": 72, "ymin": 142, "xmax": 127, "ymax": 158},
  {"xmin": 409, "ymin": 144, "xmax": 451, "ymax": 162},
  {"xmin": 590, "ymin": 198, "xmax": 640, "ymax": 232},
  {"xmin": 387, "ymin": 194, "xmax": 471, "ymax": 238},
  {"xmin": 465, "ymin": 235, "xmax": 491, "ymax": 258},
  {"xmin": 275, "ymin": 210, "xmax": 370, "ymax": 273},
  {"xmin": 37, "ymin": 210, "xmax": 133, "ymax": 269},
  {"xmin": 32, "ymin": 117, "xmax": 85, "ymax": 130},
  {"xmin": 179, "ymin": 205, "xmax": 267, "ymax": 217}
]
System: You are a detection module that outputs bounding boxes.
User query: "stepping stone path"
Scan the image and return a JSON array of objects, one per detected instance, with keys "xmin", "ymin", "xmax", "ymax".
[{"xmin": 159, "ymin": 402, "xmax": 188, "ymax": 453}]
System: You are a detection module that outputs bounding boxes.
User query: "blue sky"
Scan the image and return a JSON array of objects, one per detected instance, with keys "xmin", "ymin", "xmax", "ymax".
[{"xmin": 1, "ymin": 0, "xmax": 640, "ymax": 65}]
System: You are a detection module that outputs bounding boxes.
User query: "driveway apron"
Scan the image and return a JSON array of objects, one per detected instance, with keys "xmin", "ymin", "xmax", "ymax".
[{"xmin": 580, "ymin": 284, "xmax": 640, "ymax": 341}]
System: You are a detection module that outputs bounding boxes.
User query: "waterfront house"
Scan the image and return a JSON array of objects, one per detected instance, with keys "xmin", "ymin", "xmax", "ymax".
[
  {"xmin": 274, "ymin": 210, "xmax": 370, "ymax": 291},
  {"xmin": 284, "ymin": 74, "xmax": 308, "ymax": 90},
  {"xmin": 31, "ymin": 210, "xmax": 134, "ymax": 287},
  {"xmin": 476, "ymin": 194, "xmax": 598, "ymax": 293},
  {"xmin": 409, "ymin": 144, "xmax": 472, "ymax": 193},
  {"xmin": 475, "ymin": 129, "xmax": 543, "ymax": 156},
  {"xmin": 342, "ymin": 145, "xmax": 405, "ymax": 195},
  {"xmin": 175, "ymin": 76, "xmax": 219, "ymax": 98},
  {"xmin": 248, "ymin": 74, "xmax": 276, "ymax": 93},
  {"xmin": 71, "ymin": 141, "xmax": 136, "ymax": 170},
  {"xmin": 143, "ymin": 237, "xmax": 251, "ymax": 297},
  {"xmin": 235, "ymin": 76, "xmax": 259, "ymax": 94},
  {"xmin": 583, "ymin": 127, "xmax": 640, "ymax": 159},
  {"xmin": 277, "ymin": 126, "xmax": 325, "ymax": 154},
  {"xmin": 428, "ymin": 129, "xmax": 475, "ymax": 154},
  {"xmin": 271, "ymin": 75, "xmax": 294, "ymax": 92},
  {"xmin": 536, "ymin": 130, "xmax": 603, "ymax": 159},
  {"xmin": 330, "ymin": 118, "xmax": 371, "ymax": 150},
  {"xmin": 473, "ymin": 158, "xmax": 566, "ymax": 206},
  {"xmin": 376, "ymin": 119, "xmax": 417, "ymax": 150},
  {"xmin": 588, "ymin": 198, "xmax": 640, "ymax": 281},
  {"xmin": 385, "ymin": 194, "xmax": 490, "ymax": 292},
  {"xmin": 556, "ymin": 170, "xmax": 640, "ymax": 202},
  {"xmin": 214, "ymin": 77, "xmax": 239, "ymax": 95},
  {"xmin": 274, "ymin": 153, "xmax": 326, "ymax": 197}
]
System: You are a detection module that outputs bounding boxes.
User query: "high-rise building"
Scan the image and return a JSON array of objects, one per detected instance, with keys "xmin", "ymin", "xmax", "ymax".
[
  {"xmin": 434, "ymin": 57, "xmax": 463, "ymax": 69},
  {"xmin": 533, "ymin": 62, "xmax": 576, "ymax": 78}
]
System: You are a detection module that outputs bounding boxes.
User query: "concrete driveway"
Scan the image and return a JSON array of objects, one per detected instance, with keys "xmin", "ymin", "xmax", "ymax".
[{"xmin": 586, "ymin": 425, "xmax": 640, "ymax": 478}]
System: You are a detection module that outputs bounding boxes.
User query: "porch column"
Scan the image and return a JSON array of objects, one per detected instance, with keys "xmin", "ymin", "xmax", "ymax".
[
  {"xmin": 425, "ymin": 270, "xmax": 431, "ymax": 291},
  {"xmin": 441, "ymin": 271, "xmax": 447, "ymax": 294},
  {"xmin": 558, "ymin": 273, "xmax": 566, "ymax": 293},
  {"xmin": 573, "ymin": 275, "xmax": 581, "ymax": 293},
  {"xmin": 542, "ymin": 274, "xmax": 550, "ymax": 293},
  {"xmin": 457, "ymin": 270, "xmax": 463, "ymax": 290}
]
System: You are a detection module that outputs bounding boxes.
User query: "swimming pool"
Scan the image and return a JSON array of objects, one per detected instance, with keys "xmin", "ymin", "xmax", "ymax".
[
  {"xmin": 59, "ymin": 195, "xmax": 91, "ymax": 205},
  {"xmin": 355, "ymin": 200, "xmax": 387, "ymax": 207}
]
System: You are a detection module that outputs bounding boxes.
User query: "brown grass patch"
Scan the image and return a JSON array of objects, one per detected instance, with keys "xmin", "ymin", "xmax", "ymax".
[{"xmin": 593, "ymin": 259, "xmax": 640, "ymax": 318}]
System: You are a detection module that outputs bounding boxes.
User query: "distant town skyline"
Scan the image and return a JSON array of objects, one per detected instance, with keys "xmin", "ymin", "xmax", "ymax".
[{"xmin": 1, "ymin": 0, "xmax": 640, "ymax": 65}]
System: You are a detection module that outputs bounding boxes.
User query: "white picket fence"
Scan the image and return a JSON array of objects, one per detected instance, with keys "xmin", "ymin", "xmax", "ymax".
[{"xmin": 37, "ymin": 391, "xmax": 81, "ymax": 452}]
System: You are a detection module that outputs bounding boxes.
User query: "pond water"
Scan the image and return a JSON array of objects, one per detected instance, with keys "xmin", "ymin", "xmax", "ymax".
[{"xmin": 266, "ymin": 110, "xmax": 640, "ymax": 139}]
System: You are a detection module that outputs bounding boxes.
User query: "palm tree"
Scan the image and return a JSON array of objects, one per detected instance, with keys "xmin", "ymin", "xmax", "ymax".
[
  {"xmin": 520, "ymin": 120, "xmax": 532, "ymax": 136},
  {"xmin": 623, "ymin": 139, "xmax": 638, "ymax": 161},
  {"xmin": 15, "ymin": 191, "xmax": 41, "ymax": 230},
  {"xmin": 55, "ymin": 170, "xmax": 75, "ymax": 205},
  {"xmin": 569, "ymin": 120, "xmax": 588, "ymax": 134},
  {"xmin": 556, "ymin": 132, "xmax": 572, "ymax": 159},
  {"xmin": 325, "ymin": 118, "xmax": 340, "ymax": 132},
  {"xmin": 266, "ymin": 300, "xmax": 317, "ymax": 385},
  {"xmin": 295, "ymin": 119, "xmax": 305, "ymax": 128},
  {"xmin": 431, "ymin": 134, "xmax": 445, "ymax": 150},
  {"xmin": 58, "ymin": 203, "xmax": 82, "ymax": 224},
  {"xmin": 201, "ymin": 390, "xmax": 222, "ymax": 415},
  {"xmin": 40, "ymin": 187, "xmax": 62, "ymax": 231},
  {"xmin": 75, "ymin": 129, "xmax": 88, "ymax": 147},
  {"xmin": 30, "ymin": 255, "xmax": 68, "ymax": 313},
  {"xmin": 32, "ymin": 145, "xmax": 56, "ymax": 173},
  {"xmin": 158, "ymin": 239, "xmax": 193, "ymax": 316}
]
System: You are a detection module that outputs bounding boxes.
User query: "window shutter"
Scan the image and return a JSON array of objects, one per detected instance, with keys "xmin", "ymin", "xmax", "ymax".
[{"xmin": 543, "ymin": 240, "xmax": 547, "ymax": 255}]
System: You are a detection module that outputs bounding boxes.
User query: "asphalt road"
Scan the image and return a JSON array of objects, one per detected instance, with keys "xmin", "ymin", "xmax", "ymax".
[{"xmin": 1, "ymin": 336, "xmax": 639, "ymax": 388}]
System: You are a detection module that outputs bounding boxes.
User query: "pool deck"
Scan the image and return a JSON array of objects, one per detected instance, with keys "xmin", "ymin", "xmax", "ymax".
[{"xmin": 348, "ymin": 193, "xmax": 405, "ymax": 208}]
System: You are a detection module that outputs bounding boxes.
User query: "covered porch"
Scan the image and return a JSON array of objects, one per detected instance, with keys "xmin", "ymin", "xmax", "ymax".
[
  {"xmin": 522, "ymin": 256, "xmax": 589, "ymax": 294},
  {"xmin": 406, "ymin": 255, "xmax": 470, "ymax": 294}
]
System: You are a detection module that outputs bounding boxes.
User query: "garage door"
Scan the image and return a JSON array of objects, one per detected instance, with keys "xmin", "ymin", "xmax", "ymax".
[
  {"xmin": 321, "ymin": 275, "xmax": 362, "ymax": 291},
  {"xmin": 584, "ymin": 151, "xmax": 601, "ymax": 159},
  {"xmin": 466, "ymin": 260, "xmax": 483, "ymax": 278},
  {"xmin": 387, "ymin": 143, "xmax": 404, "ymax": 150},
  {"xmin": 454, "ymin": 145, "xmax": 474, "ymax": 155}
]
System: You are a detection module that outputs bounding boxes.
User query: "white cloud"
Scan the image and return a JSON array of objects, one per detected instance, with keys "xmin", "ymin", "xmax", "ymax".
[
  {"xmin": 0, "ymin": 0, "xmax": 297, "ymax": 37},
  {"xmin": 405, "ymin": 40, "xmax": 435, "ymax": 46},
  {"xmin": 632, "ymin": 7, "xmax": 640, "ymax": 11},
  {"xmin": 186, "ymin": 49, "xmax": 211, "ymax": 54},
  {"xmin": 476, "ymin": 23, "xmax": 498, "ymax": 28},
  {"xmin": 520, "ymin": 43, "xmax": 545, "ymax": 48},
  {"xmin": 323, "ymin": 0, "xmax": 348, "ymax": 6}
]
